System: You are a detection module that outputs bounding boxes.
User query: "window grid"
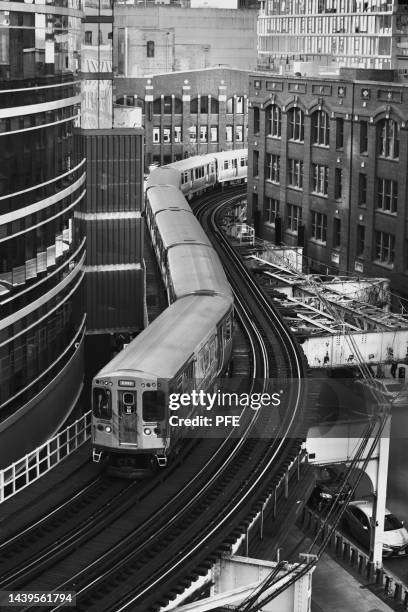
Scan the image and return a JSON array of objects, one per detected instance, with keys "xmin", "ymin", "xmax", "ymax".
[
  {"xmin": 266, "ymin": 153, "xmax": 280, "ymax": 183},
  {"xmin": 375, "ymin": 231, "xmax": 395, "ymax": 265},
  {"xmin": 360, "ymin": 121, "xmax": 368, "ymax": 154},
  {"xmin": 253, "ymin": 150, "xmax": 259, "ymax": 177},
  {"xmin": 377, "ymin": 118, "xmax": 399, "ymax": 159},
  {"xmin": 357, "ymin": 225, "xmax": 365, "ymax": 256},
  {"xmin": 267, "ymin": 105, "xmax": 281, "ymax": 137},
  {"xmin": 335, "ymin": 168, "xmax": 343, "ymax": 199},
  {"xmin": 265, "ymin": 197, "xmax": 279, "ymax": 224},
  {"xmin": 288, "ymin": 158, "xmax": 303, "ymax": 189},
  {"xmin": 333, "ymin": 218, "xmax": 341, "ymax": 249},
  {"xmin": 377, "ymin": 178, "xmax": 398, "ymax": 213},
  {"xmin": 312, "ymin": 110, "xmax": 330, "ymax": 146},
  {"xmin": 311, "ymin": 211, "xmax": 327, "ymax": 243},
  {"xmin": 288, "ymin": 108, "xmax": 304, "ymax": 142},
  {"xmin": 286, "ymin": 203, "xmax": 302, "ymax": 233},
  {"xmin": 312, "ymin": 163, "xmax": 329, "ymax": 195},
  {"xmin": 336, "ymin": 118, "xmax": 344, "ymax": 149}
]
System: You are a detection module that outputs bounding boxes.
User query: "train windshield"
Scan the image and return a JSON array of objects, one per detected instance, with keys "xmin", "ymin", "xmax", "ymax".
[
  {"xmin": 93, "ymin": 388, "xmax": 112, "ymax": 419},
  {"xmin": 143, "ymin": 390, "xmax": 165, "ymax": 421}
]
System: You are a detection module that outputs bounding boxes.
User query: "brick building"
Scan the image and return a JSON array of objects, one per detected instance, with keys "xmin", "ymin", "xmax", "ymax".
[
  {"xmin": 247, "ymin": 68, "xmax": 408, "ymax": 301},
  {"xmin": 115, "ymin": 68, "xmax": 250, "ymax": 169}
]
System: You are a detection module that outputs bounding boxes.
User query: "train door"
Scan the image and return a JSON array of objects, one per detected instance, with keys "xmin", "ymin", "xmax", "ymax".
[{"xmin": 118, "ymin": 391, "xmax": 137, "ymax": 445}]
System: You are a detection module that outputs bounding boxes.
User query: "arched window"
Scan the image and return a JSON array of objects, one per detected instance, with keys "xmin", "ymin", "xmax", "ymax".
[
  {"xmin": 226, "ymin": 97, "xmax": 234, "ymax": 113},
  {"xmin": 266, "ymin": 104, "xmax": 281, "ymax": 137},
  {"xmin": 174, "ymin": 97, "xmax": 182, "ymax": 114},
  {"xmin": 153, "ymin": 98, "xmax": 161, "ymax": 114},
  {"xmin": 190, "ymin": 97, "xmax": 199, "ymax": 114},
  {"xmin": 146, "ymin": 40, "xmax": 155, "ymax": 58},
  {"xmin": 377, "ymin": 118, "xmax": 399, "ymax": 159},
  {"xmin": 312, "ymin": 110, "xmax": 330, "ymax": 146},
  {"xmin": 210, "ymin": 97, "xmax": 219, "ymax": 113},
  {"xmin": 288, "ymin": 107, "xmax": 304, "ymax": 142}
]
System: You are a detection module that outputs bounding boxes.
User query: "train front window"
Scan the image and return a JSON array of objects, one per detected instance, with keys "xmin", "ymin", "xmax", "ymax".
[
  {"xmin": 119, "ymin": 391, "xmax": 136, "ymax": 415},
  {"xmin": 143, "ymin": 390, "xmax": 165, "ymax": 421},
  {"xmin": 93, "ymin": 388, "xmax": 112, "ymax": 419}
]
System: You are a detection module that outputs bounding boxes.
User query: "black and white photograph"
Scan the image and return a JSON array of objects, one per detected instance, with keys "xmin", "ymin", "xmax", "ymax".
[{"xmin": 1, "ymin": 1, "xmax": 408, "ymax": 610}]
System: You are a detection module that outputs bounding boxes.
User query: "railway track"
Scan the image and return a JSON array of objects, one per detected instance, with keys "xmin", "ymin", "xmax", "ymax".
[{"xmin": 6, "ymin": 187, "xmax": 307, "ymax": 612}]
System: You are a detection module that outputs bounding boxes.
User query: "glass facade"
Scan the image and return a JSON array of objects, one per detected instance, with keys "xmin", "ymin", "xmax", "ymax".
[
  {"xmin": 0, "ymin": 1, "xmax": 85, "ymax": 434},
  {"xmin": 258, "ymin": 0, "xmax": 408, "ymax": 71}
]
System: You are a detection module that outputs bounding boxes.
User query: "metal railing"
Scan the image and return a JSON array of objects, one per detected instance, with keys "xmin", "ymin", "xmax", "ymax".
[{"xmin": 0, "ymin": 410, "xmax": 92, "ymax": 504}]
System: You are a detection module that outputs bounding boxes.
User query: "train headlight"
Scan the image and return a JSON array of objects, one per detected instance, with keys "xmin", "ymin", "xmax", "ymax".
[
  {"xmin": 105, "ymin": 426, "xmax": 112, "ymax": 433},
  {"xmin": 144, "ymin": 427, "xmax": 152, "ymax": 435}
]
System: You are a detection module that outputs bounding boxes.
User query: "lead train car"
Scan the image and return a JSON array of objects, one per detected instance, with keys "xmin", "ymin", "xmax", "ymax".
[{"xmin": 92, "ymin": 295, "xmax": 233, "ymax": 475}]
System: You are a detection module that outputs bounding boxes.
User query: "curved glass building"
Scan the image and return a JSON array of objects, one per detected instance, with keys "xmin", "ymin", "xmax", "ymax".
[{"xmin": 0, "ymin": 0, "xmax": 86, "ymax": 467}]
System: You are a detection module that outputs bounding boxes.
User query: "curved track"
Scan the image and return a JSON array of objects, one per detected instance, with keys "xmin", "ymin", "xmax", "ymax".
[{"xmin": 9, "ymin": 187, "xmax": 307, "ymax": 612}]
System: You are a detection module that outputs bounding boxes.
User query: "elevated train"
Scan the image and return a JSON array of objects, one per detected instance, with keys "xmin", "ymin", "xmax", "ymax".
[{"xmin": 91, "ymin": 148, "xmax": 247, "ymax": 475}]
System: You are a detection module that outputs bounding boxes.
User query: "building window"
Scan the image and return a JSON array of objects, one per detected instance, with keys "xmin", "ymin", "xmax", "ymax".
[
  {"xmin": 153, "ymin": 98, "xmax": 161, "ymax": 114},
  {"xmin": 235, "ymin": 125, "xmax": 243, "ymax": 142},
  {"xmin": 335, "ymin": 168, "xmax": 342, "ymax": 199},
  {"xmin": 210, "ymin": 97, "xmax": 219, "ymax": 114},
  {"xmin": 146, "ymin": 40, "xmax": 155, "ymax": 58},
  {"xmin": 287, "ymin": 158, "xmax": 303, "ymax": 189},
  {"xmin": 333, "ymin": 218, "xmax": 341, "ymax": 249},
  {"xmin": 375, "ymin": 231, "xmax": 395, "ymax": 265},
  {"xmin": 266, "ymin": 104, "xmax": 281, "ymax": 138},
  {"xmin": 85, "ymin": 31, "xmax": 92, "ymax": 45},
  {"xmin": 226, "ymin": 125, "xmax": 233, "ymax": 142},
  {"xmin": 357, "ymin": 225, "xmax": 365, "ymax": 257},
  {"xmin": 311, "ymin": 211, "xmax": 327, "ymax": 243},
  {"xmin": 377, "ymin": 178, "xmax": 398, "ymax": 213},
  {"xmin": 312, "ymin": 164, "xmax": 329, "ymax": 195},
  {"xmin": 174, "ymin": 126, "xmax": 182, "ymax": 143},
  {"xmin": 210, "ymin": 126, "xmax": 218, "ymax": 142},
  {"xmin": 200, "ymin": 125, "xmax": 208, "ymax": 143},
  {"xmin": 236, "ymin": 96, "xmax": 244, "ymax": 114},
  {"xmin": 153, "ymin": 127, "xmax": 160, "ymax": 143},
  {"xmin": 163, "ymin": 96, "xmax": 172, "ymax": 114},
  {"xmin": 200, "ymin": 96, "xmax": 209, "ymax": 114},
  {"xmin": 266, "ymin": 153, "xmax": 280, "ymax": 183},
  {"xmin": 360, "ymin": 121, "xmax": 368, "ymax": 154},
  {"xmin": 265, "ymin": 197, "xmax": 279, "ymax": 224},
  {"xmin": 174, "ymin": 97, "xmax": 182, "ymax": 114},
  {"xmin": 312, "ymin": 110, "xmax": 330, "ymax": 146},
  {"xmin": 189, "ymin": 126, "xmax": 197, "ymax": 143},
  {"xmin": 287, "ymin": 204, "xmax": 302, "ymax": 233},
  {"xmin": 358, "ymin": 174, "xmax": 367, "ymax": 206},
  {"xmin": 253, "ymin": 150, "xmax": 259, "ymax": 177},
  {"xmin": 190, "ymin": 98, "xmax": 199, "ymax": 114},
  {"xmin": 288, "ymin": 108, "xmax": 304, "ymax": 142},
  {"xmin": 336, "ymin": 118, "xmax": 344, "ymax": 149},
  {"xmin": 254, "ymin": 107, "xmax": 260, "ymax": 134},
  {"xmin": 226, "ymin": 97, "xmax": 234, "ymax": 113},
  {"xmin": 163, "ymin": 127, "xmax": 171, "ymax": 143},
  {"xmin": 377, "ymin": 118, "xmax": 399, "ymax": 159}
]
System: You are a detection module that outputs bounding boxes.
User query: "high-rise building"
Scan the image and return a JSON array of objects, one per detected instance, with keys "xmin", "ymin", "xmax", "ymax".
[
  {"xmin": 0, "ymin": 0, "xmax": 86, "ymax": 466},
  {"xmin": 258, "ymin": 0, "xmax": 408, "ymax": 73}
]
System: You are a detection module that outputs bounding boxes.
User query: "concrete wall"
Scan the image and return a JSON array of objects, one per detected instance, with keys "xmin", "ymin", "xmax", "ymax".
[{"xmin": 113, "ymin": 6, "xmax": 257, "ymax": 77}]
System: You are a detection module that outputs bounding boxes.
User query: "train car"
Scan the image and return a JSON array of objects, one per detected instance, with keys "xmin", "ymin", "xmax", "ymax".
[
  {"xmin": 150, "ymin": 209, "xmax": 212, "ymax": 285},
  {"xmin": 92, "ymin": 294, "xmax": 233, "ymax": 475},
  {"xmin": 145, "ymin": 167, "xmax": 181, "ymax": 190},
  {"xmin": 167, "ymin": 244, "xmax": 232, "ymax": 302},
  {"xmin": 167, "ymin": 155, "xmax": 217, "ymax": 197},
  {"xmin": 145, "ymin": 185, "xmax": 192, "ymax": 219},
  {"xmin": 214, "ymin": 149, "xmax": 248, "ymax": 183}
]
